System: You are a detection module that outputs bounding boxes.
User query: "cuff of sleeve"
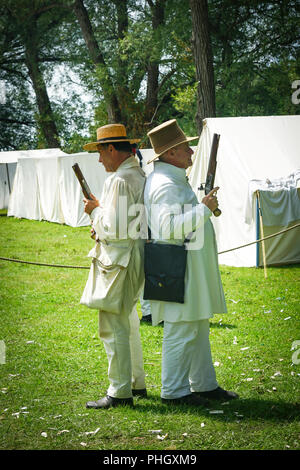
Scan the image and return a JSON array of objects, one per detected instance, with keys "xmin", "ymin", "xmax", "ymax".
[
  {"xmin": 203, "ymin": 204, "xmax": 212, "ymax": 217},
  {"xmin": 90, "ymin": 206, "xmax": 101, "ymax": 220}
]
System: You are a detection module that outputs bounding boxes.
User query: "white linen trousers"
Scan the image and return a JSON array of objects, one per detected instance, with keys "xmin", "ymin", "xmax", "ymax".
[
  {"xmin": 99, "ymin": 305, "xmax": 146, "ymax": 398},
  {"xmin": 161, "ymin": 319, "xmax": 218, "ymax": 399}
]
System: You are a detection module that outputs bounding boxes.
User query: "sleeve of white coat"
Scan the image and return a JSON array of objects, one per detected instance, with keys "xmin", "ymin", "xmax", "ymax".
[
  {"xmin": 151, "ymin": 183, "xmax": 212, "ymax": 240},
  {"xmin": 89, "ymin": 177, "xmax": 131, "ymax": 241}
]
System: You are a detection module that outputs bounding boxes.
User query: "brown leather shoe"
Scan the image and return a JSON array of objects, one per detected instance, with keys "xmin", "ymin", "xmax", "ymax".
[
  {"xmin": 86, "ymin": 395, "xmax": 134, "ymax": 409},
  {"xmin": 196, "ymin": 387, "xmax": 239, "ymax": 401},
  {"xmin": 161, "ymin": 393, "xmax": 208, "ymax": 407}
]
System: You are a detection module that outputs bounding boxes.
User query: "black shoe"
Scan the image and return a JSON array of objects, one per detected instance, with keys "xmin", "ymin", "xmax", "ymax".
[
  {"xmin": 86, "ymin": 395, "xmax": 134, "ymax": 409},
  {"xmin": 161, "ymin": 394, "xmax": 208, "ymax": 407},
  {"xmin": 132, "ymin": 388, "xmax": 147, "ymax": 397},
  {"xmin": 197, "ymin": 386, "xmax": 239, "ymax": 401},
  {"xmin": 140, "ymin": 315, "xmax": 152, "ymax": 323}
]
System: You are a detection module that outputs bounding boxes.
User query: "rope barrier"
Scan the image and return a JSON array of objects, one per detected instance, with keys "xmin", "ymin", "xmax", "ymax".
[
  {"xmin": 218, "ymin": 221, "xmax": 300, "ymax": 255},
  {"xmin": 0, "ymin": 222, "xmax": 299, "ymax": 269},
  {"xmin": 0, "ymin": 257, "xmax": 89, "ymax": 269}
]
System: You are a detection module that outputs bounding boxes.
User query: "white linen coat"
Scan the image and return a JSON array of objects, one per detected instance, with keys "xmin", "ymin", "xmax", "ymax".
[
  {"xmin": 85, "ymin": 156, "xmax": 146, "ymax": 314},
  {"xmin": 144, "ymin": 161, "xmax": 227, "ymax": 326}
]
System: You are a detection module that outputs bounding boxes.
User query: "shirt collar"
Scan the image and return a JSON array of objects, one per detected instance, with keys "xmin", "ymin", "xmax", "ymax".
[
  {"xmin": 153, "ymin": 161, "xmax": 188, "ymax": 183},
  {"xmin": 116, "ymin": 155, "xmax": 140, "ymax": 172}
]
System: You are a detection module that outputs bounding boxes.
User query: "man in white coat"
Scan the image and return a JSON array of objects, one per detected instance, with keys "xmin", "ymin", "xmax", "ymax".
[
  {"xmin": 144, "ymin": 119, "xmax": 238, "ymax": 405},
  {"xmin": 81, "ymin": 124, "xmax": 147, "ymax": 409}
]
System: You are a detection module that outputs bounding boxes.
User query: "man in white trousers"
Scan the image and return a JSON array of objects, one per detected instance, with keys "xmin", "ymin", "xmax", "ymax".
[
  {"xmin": 81, "ymin": 123, "xmax": 147, "ymax": 409},
  {"xmin": 144, "ymin": 119, "xmax": 239, "ymax": 405}
]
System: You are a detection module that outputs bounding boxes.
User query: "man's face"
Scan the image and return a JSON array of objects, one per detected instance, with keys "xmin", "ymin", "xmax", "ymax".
[
  {"xmin": 97, "ymin": 144, "xmax": 116, "ymax": 172},
  {"xmin": 171, "ymin": 142, "xmax": 194, "ymax": 169}
]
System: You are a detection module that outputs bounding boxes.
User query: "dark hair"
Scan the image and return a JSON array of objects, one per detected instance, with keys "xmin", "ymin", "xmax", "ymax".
[{"xmin": 101, "ymin": 141, "xmax": 134, "ymax": 153}]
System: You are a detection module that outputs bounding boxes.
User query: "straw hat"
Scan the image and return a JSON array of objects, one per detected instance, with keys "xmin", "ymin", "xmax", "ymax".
[
  {"xmin": 83, "ymin": 123, "xmax": 141, "ymax": 152},
  {"xmin": 147, "ymin": 119, "xmax": 198, "ymax": 164}
]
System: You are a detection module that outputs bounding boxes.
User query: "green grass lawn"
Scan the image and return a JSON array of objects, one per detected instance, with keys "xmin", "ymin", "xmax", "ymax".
[{"xmin": 0, "ymin": 215, "xmax": 299, "ymax": 450}]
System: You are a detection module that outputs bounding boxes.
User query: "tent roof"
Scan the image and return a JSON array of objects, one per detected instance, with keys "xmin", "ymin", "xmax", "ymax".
[{"xmin": 0, "ymin": 148, "xmax": 67, "ymax": 164}]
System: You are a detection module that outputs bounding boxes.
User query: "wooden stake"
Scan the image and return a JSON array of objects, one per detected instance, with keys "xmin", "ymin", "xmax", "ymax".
[{"xmin": 256, "ymin": 190, "xmax": 267, "ymax": 279}]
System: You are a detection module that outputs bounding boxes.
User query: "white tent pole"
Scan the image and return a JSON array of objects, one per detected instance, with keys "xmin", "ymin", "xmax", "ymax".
[{"xmin": 256, "ymin": 190, "xmax": 267, "ymax": 278}]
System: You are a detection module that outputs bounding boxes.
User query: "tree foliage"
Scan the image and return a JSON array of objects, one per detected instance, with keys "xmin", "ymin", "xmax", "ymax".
[{"xmin": 0, "ymin": 0, "xmax": 298, "ymax": 151}]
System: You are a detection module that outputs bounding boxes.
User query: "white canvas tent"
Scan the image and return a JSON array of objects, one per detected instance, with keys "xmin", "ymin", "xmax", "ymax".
[
  {"xmin": 8, "ymin": 150, "xmax": 107, "ymax": 227},
  {"xmin": 1, "ymin": 149, "xmax": 66, "ymax": 210},
  {"xmin": 187, "ymin": 115, "xmax": 300, "ymax": 267}
]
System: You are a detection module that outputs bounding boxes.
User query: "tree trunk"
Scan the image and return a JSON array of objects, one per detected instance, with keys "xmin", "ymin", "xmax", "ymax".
[
  {"xmin": 73, "ymin": 0, "xmax": 121, "ymax": 123},
  {"xmin": 145, "ymin": 0, "xmax": 165, "ymax": 124},
  {"xmin": 190, "ymin": 0, "xmax": 216, "ymax": 134},
  {"xmin": 23, "ymin": 19, "xmax": 60, "ymax": 148},
  {"xmin": 112, "ymin": 0, "xmax": 132, "ymax": 123}
]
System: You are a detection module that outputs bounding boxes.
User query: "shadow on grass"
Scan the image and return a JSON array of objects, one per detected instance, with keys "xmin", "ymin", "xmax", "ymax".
[
  {"xmin": 133, "ymin": 395, "xmax": 300, "ymax": 422},
  {"xmin": 209, "ymin": 322, "xmax": 237, "ymax": 329},
  {"xmin": 141, "ymin": 322, "xmax": 237, "ymax": 329}
]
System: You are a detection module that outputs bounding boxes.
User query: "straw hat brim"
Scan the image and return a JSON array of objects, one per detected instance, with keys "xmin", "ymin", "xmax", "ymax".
[
  {"xmin": 147, "ymin": 136, "xmax": 199, "ymax": 164},
  {"xmin": 83, "ymin": 138, "xmax": 141, "ymax": 152}
]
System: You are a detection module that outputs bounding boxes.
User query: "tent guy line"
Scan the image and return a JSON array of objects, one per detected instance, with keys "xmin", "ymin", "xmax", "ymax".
[{"xmin": 0, "ymin": 222, "xmax": 299, "ymax": 270}]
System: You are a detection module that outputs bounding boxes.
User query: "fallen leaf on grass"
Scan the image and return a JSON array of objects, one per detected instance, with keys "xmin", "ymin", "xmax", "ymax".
[
  {"xmin": 57, "ymin": 430, "xmax": 70, "ymax": 435},
  {"xmin": 41, "ymin": 432, "xmax": 47, "ymax": 438},
  {"xmin": 80, "ymin": 442, "xmax": 87, "ymax": 447},
  {"xmin": 84, "ymin": 427, "xmax": 100, "ymax": 436},
  {"xmin": 271, "ymin": 372, "xmax": 282, "ymax": 378},
  {"xmin": 157, "ymin": 433, "xmax": 168, "ymax": 440}
]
